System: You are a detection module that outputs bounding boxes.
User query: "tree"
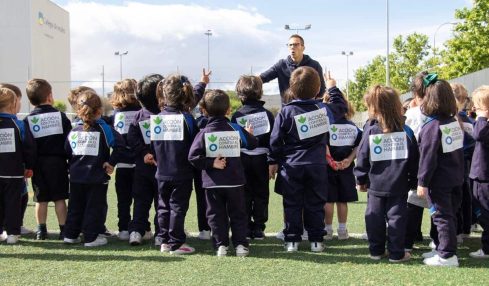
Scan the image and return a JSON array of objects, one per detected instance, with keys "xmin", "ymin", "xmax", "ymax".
[
  {"xmin": 442, "ymin": 0, "xmax": 489, "ymax": 78},
  {"xmin": 348, "ymin": 33, "xmax": 430, "ymax": 110}
]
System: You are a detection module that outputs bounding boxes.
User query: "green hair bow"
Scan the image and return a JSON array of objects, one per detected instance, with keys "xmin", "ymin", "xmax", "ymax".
[{"xmin": 423, "ymin": 73, "xmax": 438, "ymax": 87}]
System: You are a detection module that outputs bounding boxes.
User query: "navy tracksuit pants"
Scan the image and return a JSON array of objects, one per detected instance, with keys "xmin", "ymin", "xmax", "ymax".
[
  {"xmin": 115, "ymin": 167, "xmax": 134, "ymax": 231},
  {"xmin": 429, "ymin": 186, "xmax": 462, "ymax": 259},
  {"xmin": 129, "ymin": 172, "xmax": 159, "ymax": 236},
  {"xmin": 0, "ymin": 178, "xmax": 23, "ymax": 235},
  {"xmin": 157, "ymin": 179, "xmax": 192, "ymax": 251},
  {"xmin": 277, "ymin": 164, "xmax": 328, "ymax": 243},
  {"xmin": 205, "ymin": 186, "xmax": 248, "ymax": 248},
  {"xmin": 473, "ymin": 180, "xmax": 489, "ymax": 254},
  {"xmin": 365, "ymin": 193, "xmax": 407, "ymax": 260},
  {"xmin": 64, "ymin": 183, "xmax": 108, "ymax": 242}
]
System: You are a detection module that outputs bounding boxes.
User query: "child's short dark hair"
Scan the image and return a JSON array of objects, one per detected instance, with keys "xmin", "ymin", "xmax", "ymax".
[
  {"xmin": 422, "ymin": 79, "xmax": 457, "ymax": 118},
  {"xmin": 236, "ymin": 75, "xmax": 263, "ymax": 102},
  {"xmin": 410, "ymin": 71, "xmax": 429, "ymax": 99},
  {"xmin": 136, "ymin": 74, "xmax": 163, "ymax": 114},
  {"xmin": 202, "ymin": 89, "xmax": 230, "ymax": 117},
  {"xmin": 156, "ymin": 74, "xmax": 194, "ymax": 111},
  {"xmin": 288, "ymin": 66, "xmax": 320, "ymax": 100},
  {"xmin": 26, "ymin": 79, "xmax": 52, "ymax": 106},
  {"xmin": 0, "ymin": 83, "xmax": 22, "ymax": 98}
]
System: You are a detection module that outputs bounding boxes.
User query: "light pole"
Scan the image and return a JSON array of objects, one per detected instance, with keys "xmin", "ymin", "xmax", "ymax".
[
  {"xmin": 284, "ymin": 24, "xmax": 311, "ymax": 34},
  {"xmin": 342, "ymin": 51, "xmax": 354, "ymax": 100},
  {"xmin": 386, "ymin": 0, "xmax": 390, "ymax": 87},
  {"xmin": 114, "ymin": 51, "xmax": 128, "ymax": 80},
  {"xmin": 204, "ymin": 29, "xmax": 212, "ymax": 71},
  {"xmin": 433, "ymin": 22, "xmax": 458, "ymax": 56}
]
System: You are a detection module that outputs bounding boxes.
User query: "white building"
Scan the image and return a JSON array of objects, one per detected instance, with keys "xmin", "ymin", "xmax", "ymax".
[{"xmin": 0, "ymin": 0, "xmax": 70, "ymax": 112}]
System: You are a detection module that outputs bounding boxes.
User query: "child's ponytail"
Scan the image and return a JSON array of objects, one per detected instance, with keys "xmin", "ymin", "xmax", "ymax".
[{"xmin": 77, "ymin": 90, "xmax": 102, "ymax": 131}]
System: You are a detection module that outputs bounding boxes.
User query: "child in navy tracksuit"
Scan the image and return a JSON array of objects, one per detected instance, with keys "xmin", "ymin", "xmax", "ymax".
[
  {"xmin": 63, "ymin": 90, "xmax": 125, "ymax": 247},
  {"xmin": 468, "ymin": 85, "xmax": 489, "ymax": 259},
  {"xmin": 126, "ymin": 74, "xmax": 164, "ymax": 246},
  {"xmin": 269, "ymin": 67, "xmax": 340, "ymax": 253},
  {"xmin": 149, "ymin": 74, "xmax": 203, "ymax": 255},
  {"xmin": 354, "ymin": 85, "xmax": 418, "ymax": 263},
  {"xmin": 231, "ymin": 75, "xmax": 274, "ymax": 240},
  {"xmin": 451, "ymin": 83, "xmax": 475, "ymax": 242},
  {"xmin": 194, "ymin": 99, "xmax": 211, "ymax": 240},
  {"xmin": 324, "ymin": 99, "xmax": 362, "ymax": 240},
  {"xmin": 417, "ymin": 75, "xmax": 464, "ymax": 267},
  {"xmin": 25, "ymin": 79, "xmax": 72, "ymax": 240},
  {"xmin": 108, "ymin": 79, "xmax": 141, "ymax": 240},
  {"xmin": 0, "ymin": 87, "xmax": 35, "ymax": 244},
  {"xmin": 189, "ymin": 89, "xmax": 257, "ymax": 257},
  {"xmin": 0, "ymin": 83, "xmax": 32, "ymax": 235}
]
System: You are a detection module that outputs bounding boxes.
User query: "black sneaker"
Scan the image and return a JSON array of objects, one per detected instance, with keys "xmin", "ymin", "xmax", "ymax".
[{"xmin": 253, "ymin": 229, "xmax": 265, "ymax": 240}]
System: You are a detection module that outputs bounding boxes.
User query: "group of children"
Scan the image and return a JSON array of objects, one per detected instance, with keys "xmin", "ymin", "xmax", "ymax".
[{"xmin": 0, "ymin": 67, "xmax": 488, "ymax": 266}]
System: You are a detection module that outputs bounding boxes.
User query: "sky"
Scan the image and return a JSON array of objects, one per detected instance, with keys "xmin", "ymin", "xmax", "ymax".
[{"xmin": 52, "ymin": 0, "xmax": 472, "ymax": 94}]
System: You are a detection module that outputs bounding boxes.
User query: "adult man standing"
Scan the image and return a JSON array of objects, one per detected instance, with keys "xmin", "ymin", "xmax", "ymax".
[{"xmin": 260, "ymin": 34, "xmax": 325, "ymax": 104}]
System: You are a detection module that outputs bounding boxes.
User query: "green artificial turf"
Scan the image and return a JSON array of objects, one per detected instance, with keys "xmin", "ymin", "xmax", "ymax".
[{"xmin": 1, "ymin": 180, "xmax": 488, "ymax": 285}]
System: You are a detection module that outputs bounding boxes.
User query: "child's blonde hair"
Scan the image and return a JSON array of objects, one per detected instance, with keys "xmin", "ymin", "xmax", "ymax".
[
  {"xmin": 450, "ymin": 83, "xmax": 469, "ymax": 111},
  {"xmin": 0, "ymin": 88, "xmax": 16, "ymax": 111},
  {"xmin": 364, "ymin": 85, "xmax": 403, "ymax": 132},
  {"xmin": 472, "ymin": 85, "xmax": 489, "ymax": 110},
  {"xmin": 110, "ymin": 79, "xmax": 139, "ymax": 109},
  {"xmin": 77, "ymin": 90, "xmax": 102, "ymax": 131},
  {"xmin": 68, "ymin": 86, "xmax": 95, "ymax": 112}
]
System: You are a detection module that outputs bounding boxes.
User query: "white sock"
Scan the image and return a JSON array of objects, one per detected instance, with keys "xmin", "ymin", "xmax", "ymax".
[
  {"xmin": 338, "ymin": 223, "xmax": 347, "ymax": 231},
  {"xmin": 325, "ymin": 224, "xmax": 333, "ymax": 232}
]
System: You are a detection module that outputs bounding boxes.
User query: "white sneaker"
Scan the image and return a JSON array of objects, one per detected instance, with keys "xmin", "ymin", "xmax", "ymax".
[
  {"xmin": 169, "ymin": 243, "xmax": 195, "ymax": 255},
  {"xmin": 324, "ymin": 228, "xmax": 333, "ymax": 240},
  {"xmin": 337, "ymin": 228, "xmax": 349, "ymax": 240},
  {"xmin": 311, "ymin": 242, "xmax": 324, "ymax": 252},
  {"xmin": 389, "ymin": 252, "xmax": 411, "ymax": 263},
  {"xmin": 142, "ymin": 231, "xmax": 153, "ymax": 241},
  {"xmin": 154, "ymin": 236, "xmax": 163, "ymax": 247},
  {"xmin": 198, "ymin": 230, "xmax": 211, "ymax": 240},
  {"xmin": 63, "ymin": 237, "xmax": 81, "ymax": 244},
  {"xmin": 423, "ymin": 254, "xmax": 459, "ymax": 267},
  {"xmin": 20, "ymin": 226, "xmax": 34, "ymax": 235},
  {"xmin": 217, "ymin": 245, "xmax": 228, "ymax": 257},
  {"xmin": 422, "ymin": 250, "xmax": 437, "ymax": 259},
  {"xmin": 235, "ymin": 245, "xmax": 249, "ymax": 257},
  {"xmin": 100, "ymin": 229, "xmax": 115, "ymax": 238},
  {"xmin": 6, "ymin": 235, "xmax": 19, "ymax": 244},
  {"xmin": 276, "ymin": 231, "xmax": 285, "ymax": 240},
  {"xmin": 84, "ymin": 235, "xmax": 108, "ymax": 247},
  {"xmin": 160, "ymin": 243, "xmax": 171, "ymax": 253},
  {"xmin": 361, "ymin": 233, "xmax": 369, "ymax": 240},
  {"xmin": 429, "ymin": 240, "xmax": 436, "ymax": 249},
  {"xmin": 285, "ymin": 242, "xmax": 299, "ymax": 252},
  {"xmin": 0, "ymin": 231, "xmax": 7, "ymax": 242},
  {"xmin": 471, "ymin": 224, "xmax": 482, "ymax": 233},
  {"xmin": 301, "ymin": 230, "xmax": 308, "ymax": 240},
  {"xmin": 370, "ymin": 254, "xmax": 382, "ymax": 260},
  {"xmin": 129, "ymin": 231, "xmax": 142, "ymax": 246},
  {"xmin": 117, "ymin": 230, "xmax": 129, "ymax": 241},
  {"xmin": 469, "ymin": 249, "xmax": 489, "ymax": 259}
]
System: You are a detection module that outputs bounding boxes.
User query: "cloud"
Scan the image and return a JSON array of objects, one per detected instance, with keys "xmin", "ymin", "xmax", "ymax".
[{"xmin": 64, "ymin": 1, "xmax": 282, "ymax": 94}]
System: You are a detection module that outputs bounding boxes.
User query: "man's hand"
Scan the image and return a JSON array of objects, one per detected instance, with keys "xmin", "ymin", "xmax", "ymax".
[
  {"xmin": 201, "ymin": 68, "xmax": 212, "ymax": 84},
  {"xmin": 213, "ymin": 155, "xmax": 226, "ymax": 169}
]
